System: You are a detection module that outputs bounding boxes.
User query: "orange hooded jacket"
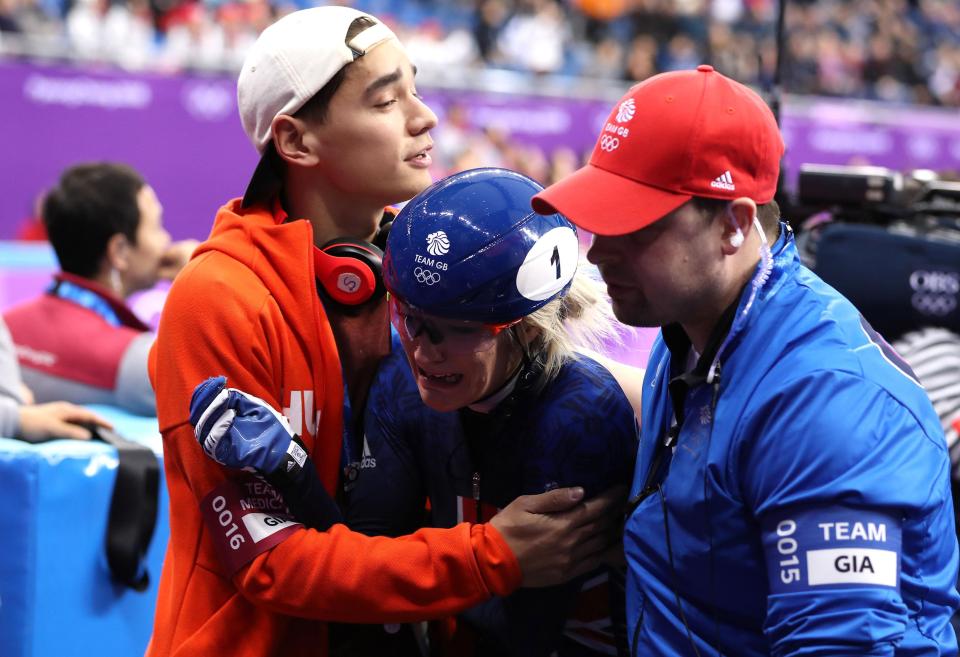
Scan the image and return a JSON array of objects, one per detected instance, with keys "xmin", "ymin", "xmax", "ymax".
[{"xmin": 146, "ymin": 200, "xmax": 520, "ymax": 657}]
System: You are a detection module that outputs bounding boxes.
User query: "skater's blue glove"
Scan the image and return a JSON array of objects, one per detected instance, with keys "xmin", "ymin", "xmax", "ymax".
[
  {"xmin": 189, "ymin": 376, "xmax": 342, "ymax": 531},
  {"xmin": 190, "ymin": 376, "xmax": 306, "ymax": 477}
]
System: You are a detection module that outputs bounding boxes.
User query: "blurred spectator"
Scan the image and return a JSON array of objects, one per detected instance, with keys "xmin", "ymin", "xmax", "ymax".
[
  {"xmin": 3, "ymin": 0, "xmax": 56, "ymax": 35},
  {"xmin": 710, "ymin": 0, "xmax": 743, "ymax": 25},
  {"xmin": 401, "ymin": 18, "xmax": 477, "ymax": 75},
  {"xmin": 630, "ymin": 0, "xmax": 680, "ymax": 43},
  {"xmin": 581, "ymin": 35, "xmax": 624, "ymax": 78},
  {"xmin": 0, "ymin": 0, "xmax": 23, "ymax": 33},
  {"xmin": 160, "ymin": 3, "xmax": 226, "ymax": 70},
  {"xmin": 624, "ymin": 34, "xmax": 658, "ymax": 81},
  {"xmin": 660, "ymin": 32, "xmax": 702, "ymax": 71},
  {"xmin": 573, "ymin": 0, "xmax": 629, "ymax": 43},
  {"xmin": 548, "ymin": 145, "xmax": 580, "ymax": 185},
  {"xmin": 473, "ymin": 0, "xmax": 509, "ymax": 63},
  {"xmin": 432, "ymin": 102, "xmax": 474, "ymax": 173},
  {"xmin": 1, "ymin": 0, "xmax": 959, "ymax": 105},
  {"xmin": 784, "ymin": 29, "xmax": 820, "ymax": 94},
  {"xmin": 928, "ymin": 43, "xmax": 960, "ymax": 105},
  {"xmin": 708, "ymin": 21, "xmax": 762, "ymax": 84},
  {"xmin": 3, "ymin": 163, "xmax": 197, "ymax": 416},
  {"xmin": 66, "ymin": 0, "xmax": 154, "ymax": 68},
  {"xmin": 574, "ymin": 0, "xmax": 628, "ymax": 24},
  {"xmin": 498, "ymin": 0, "xmax": 568, "ymax": 74},
  {"xmin": 0, "ymin": 314, "xmax": 113, "ymax": 442},
  {"xmin": 512, "ymin": 142, "xmax": 550, "ymax": 182},
  {"xmin": 65, "ymin": 0, "xmax": 106, "ymax": 58}
]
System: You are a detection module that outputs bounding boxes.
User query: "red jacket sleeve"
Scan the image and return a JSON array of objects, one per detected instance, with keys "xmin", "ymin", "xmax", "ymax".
[{"xmin": 236, "ymin": 518, "xmax": 519, "ymax": 622}]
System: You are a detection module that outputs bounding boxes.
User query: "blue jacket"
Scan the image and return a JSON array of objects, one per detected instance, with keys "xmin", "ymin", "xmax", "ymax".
[
  {"xmin": 348, "ymin": 341, "xmax": 638, "ymax": 656},
  {"xmin": 625, "ymin": 225, "xmax": 960, "ymax": 656}
]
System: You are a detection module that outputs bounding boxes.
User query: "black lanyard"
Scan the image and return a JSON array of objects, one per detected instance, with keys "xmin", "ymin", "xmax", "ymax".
[{"xmin": 626, "ymin": 301, "xmax": 738, "ymax": 515}]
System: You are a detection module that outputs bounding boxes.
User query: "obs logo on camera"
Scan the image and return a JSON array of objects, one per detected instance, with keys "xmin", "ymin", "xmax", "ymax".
[{"xmin": 910, "ymin": 270, "xmax": 958, "ymax": 317}]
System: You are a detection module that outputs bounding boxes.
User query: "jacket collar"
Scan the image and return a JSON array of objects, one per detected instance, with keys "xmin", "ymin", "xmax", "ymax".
[{"xmin": 49, "ymin": 272, "xmax": 150, "ymax": 331}]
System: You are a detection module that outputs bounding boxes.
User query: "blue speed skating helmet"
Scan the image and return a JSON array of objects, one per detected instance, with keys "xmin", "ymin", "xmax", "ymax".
[{"xmin": 384, "ymin": 168, "xmax": 580, "ymax": 324}]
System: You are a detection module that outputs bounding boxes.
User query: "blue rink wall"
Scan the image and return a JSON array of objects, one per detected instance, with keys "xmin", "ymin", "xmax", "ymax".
[{"xmin": 0, "ymin": 407, "xmax": 168, "ymax": 657}]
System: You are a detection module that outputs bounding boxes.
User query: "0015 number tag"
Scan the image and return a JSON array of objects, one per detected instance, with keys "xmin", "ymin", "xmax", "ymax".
[{"xmin": 762, "ymin": 506, "xmax": 901, "ymax": 594}]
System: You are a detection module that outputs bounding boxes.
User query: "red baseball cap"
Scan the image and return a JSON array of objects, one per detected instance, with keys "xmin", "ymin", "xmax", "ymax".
[{"xmin": 532, "ymin": 65, "xmax": 784, "ymax": 236}]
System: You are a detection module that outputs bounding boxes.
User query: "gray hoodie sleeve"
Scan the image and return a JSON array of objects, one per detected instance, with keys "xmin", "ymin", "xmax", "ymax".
[
  {"xmin": 114, "ymin": 331, "xmax": 157, "ymax": 416},
  {"xmin": 0, "ymin": 317, "xmax": 24, "ymax": 437},
  {"xmin": 0, "ymin": 315, "xmax": 25, "ymax": 406},
  {"xmin": 0, "ymin": 396, "xmax": 21, "ymax": 438}
]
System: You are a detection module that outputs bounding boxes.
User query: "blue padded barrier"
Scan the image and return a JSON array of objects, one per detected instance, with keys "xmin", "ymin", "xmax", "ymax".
[{"xmin": 0, "ymin": 406, "xmax": 168, "ymax": 657}]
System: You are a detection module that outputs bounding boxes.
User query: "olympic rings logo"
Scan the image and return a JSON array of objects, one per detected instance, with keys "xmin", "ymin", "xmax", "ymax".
[
  {"xmin": 599, "ymin": 135, "xmax": 620, "ymax": 152},
  {"xmin": 414, "ymin": 266, "xmax": 441, "ymax": 285},
  {"xmin": 911, "ymin": 292, "xmax": 957, "ymax": 317}
]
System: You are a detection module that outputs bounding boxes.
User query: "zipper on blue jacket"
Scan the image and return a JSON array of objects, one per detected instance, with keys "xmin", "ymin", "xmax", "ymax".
[{"xmin": 473, "ymin": 472, "xmax": 482, "ymax": 522}]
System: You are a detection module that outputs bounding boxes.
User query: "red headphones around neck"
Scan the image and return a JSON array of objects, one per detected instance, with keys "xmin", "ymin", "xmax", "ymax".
[{"xmin": 313, "ymin": 237, "xmax": 385, "ymax": 307}]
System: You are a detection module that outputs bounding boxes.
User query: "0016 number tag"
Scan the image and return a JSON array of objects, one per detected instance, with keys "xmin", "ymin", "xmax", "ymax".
[{"xmin": 201, "ymin": 477, "xmax": 303, "ymax": 575}]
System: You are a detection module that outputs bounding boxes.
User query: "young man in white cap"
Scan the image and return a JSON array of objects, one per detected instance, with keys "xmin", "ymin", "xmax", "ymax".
[
  {"xmin": 148, "ymin": 7, "xmax": 619, "ymax": 657},
  {"xmin": 533, "ymin": 65, "xmax": 960, "ymax": 655}
]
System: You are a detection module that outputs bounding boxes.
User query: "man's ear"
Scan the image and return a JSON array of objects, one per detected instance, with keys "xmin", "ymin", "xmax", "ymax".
[
  {"xmin": 272, "ymin": 114, "xmax": 321, "ymax": 167},
  {"xmin": 105, "ymin": 233, "xmax": 130, "ymax": 272},
  {"xmin": 721, "ymin": 197, "xmax": 758, "ymax": 255}
]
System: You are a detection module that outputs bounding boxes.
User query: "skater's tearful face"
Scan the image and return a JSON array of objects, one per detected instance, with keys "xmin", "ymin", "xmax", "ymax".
[{"xmin": 391, "ymin": 298, "xmax": 524, "ymax": 413}]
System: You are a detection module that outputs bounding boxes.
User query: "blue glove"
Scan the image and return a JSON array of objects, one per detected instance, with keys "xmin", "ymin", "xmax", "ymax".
[
  {"xmin": 189, "ymin": 376, "xmax": 343, "ymax": 531},
  {"xmin": 190, "ymin": 376, "xmax": 306, "ymax": 477}
]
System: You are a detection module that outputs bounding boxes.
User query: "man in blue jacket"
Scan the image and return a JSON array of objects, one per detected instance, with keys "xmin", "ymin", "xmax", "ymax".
[{"xmin": 532, "ymin": 64, "xmax": 960, "ymax": 656}]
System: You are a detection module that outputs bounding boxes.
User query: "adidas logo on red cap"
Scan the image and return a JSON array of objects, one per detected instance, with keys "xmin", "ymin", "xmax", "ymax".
[{"xmin": 710, "ymin": 170, "xmax": 735, "ymax": 191}]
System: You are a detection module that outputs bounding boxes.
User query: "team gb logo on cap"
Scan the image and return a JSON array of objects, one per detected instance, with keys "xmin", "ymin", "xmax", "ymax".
[
  {"xmin": 616, "ymin": 98, "xmax": 635, "ymax": 124},
  {"xmin": 426, "ymin": 231, "xmax": 450, "ymax": 256},
  {"xmin": 602, "ymin": 97, "xmax": 634, "ymax": 152}
]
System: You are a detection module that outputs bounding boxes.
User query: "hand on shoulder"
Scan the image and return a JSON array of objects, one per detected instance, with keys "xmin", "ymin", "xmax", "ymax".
[{"xmin": 491, "ymin": 485, "xmax": 627, "ymax": 587}]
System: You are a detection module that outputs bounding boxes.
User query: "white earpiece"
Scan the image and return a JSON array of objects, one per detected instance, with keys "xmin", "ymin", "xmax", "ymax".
[
  {"xmin": 109, "ymin": 267, "xmax": 123, "ymax": 293},
  {"xmin": 729, "ymin": 227, "xmax": 745, "ymax": 248}
]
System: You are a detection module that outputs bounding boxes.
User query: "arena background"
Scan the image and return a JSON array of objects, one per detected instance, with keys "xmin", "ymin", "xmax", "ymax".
[{"xmin": 2, "ymin": 62, "xmax": 960, "ymax": 244}]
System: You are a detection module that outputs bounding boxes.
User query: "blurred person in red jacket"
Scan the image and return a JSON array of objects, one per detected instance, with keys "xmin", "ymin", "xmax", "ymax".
[{"xmin": 4, "ymin": 162, "xmax": 196, "ymax": 416}]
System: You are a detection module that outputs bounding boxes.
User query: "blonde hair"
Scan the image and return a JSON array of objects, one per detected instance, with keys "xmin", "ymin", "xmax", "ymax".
[{"xmin": 519, "ymin": 261, "xmax": 621, "ymax": 382}]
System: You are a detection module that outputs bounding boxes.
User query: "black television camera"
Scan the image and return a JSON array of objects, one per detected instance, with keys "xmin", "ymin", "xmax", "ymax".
[
  {"xmin": 796, "ymin": 163, "xmax": 960, "ymax": 229},
  {"xmin": 791, "ymin": 164, "xmax": 960, "ymax": 341}
]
